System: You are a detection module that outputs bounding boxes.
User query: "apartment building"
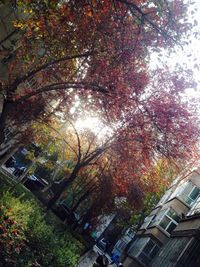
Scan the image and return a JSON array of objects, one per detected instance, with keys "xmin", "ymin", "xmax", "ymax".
[
  {"xmin": 123, "ymin": 169, "xmax": 200, "ymax": 267},
  {"xmin": 111, "ymin": 227, "xmax": 135, "ymax": 258}
]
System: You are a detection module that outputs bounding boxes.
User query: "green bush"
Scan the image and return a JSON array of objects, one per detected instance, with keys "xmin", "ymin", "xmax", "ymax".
[
  {"xmin": 0, "ymin": 191, "xmax": 85, "ymax": 267},
  {"xmin": 0, "ymin": 204, "xmax": 28, "ymax": 266}
]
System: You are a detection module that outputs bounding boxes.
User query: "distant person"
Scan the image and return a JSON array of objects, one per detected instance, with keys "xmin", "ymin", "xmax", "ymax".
[{"xmin": 93, "ymin": 255, "xmax": 108, "ymax": 267}]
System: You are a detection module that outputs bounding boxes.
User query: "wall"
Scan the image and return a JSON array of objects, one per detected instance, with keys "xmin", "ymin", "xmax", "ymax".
[
  {"xmin": 144, "ymin": 227, "xmax": 168, "ymax": 244},
  {"xmin": 189, "ymin": 171, "xmax": 200, "ymax": 187},
  {"xmin": 162, "ymin": 197, "xmax": 190, "ymax": 215},
  {"xmin": 174, "ymin": 216, "xmax": 200, "ymax": 232}
]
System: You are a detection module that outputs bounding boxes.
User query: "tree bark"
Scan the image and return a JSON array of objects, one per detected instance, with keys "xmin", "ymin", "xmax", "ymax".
[
  {"xmin": 11, "ymin": 52, "xmax": 93, "ymax": 92},
  {"xmin": 0, "ymin": 101, "xmax": 13, "ymax": 145},
  {"xmin": 46, "ymin": 147, "xmax": 105, "ymax": 210},
  {"xmin": 46, "ymin": 165, "xmax": 81, "ymax": 210}
]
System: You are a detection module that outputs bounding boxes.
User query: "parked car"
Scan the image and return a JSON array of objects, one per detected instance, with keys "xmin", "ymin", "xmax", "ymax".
[
  {"xmin": 13, "ymin": 166, "xmax": 26, "ymax": 177},
  {"xmin": 4, "ymin": 156, "xmax": 16, "ymax": 168},
  {"xmin": 56, "ymin": 202, "xmax": 80, "ymax": 224},
  {"xmin": 24, "ymin": 174, "xmax": 48, "ymax": 191},
  {"xmin": 93, "ymin": 238, "xmax": 108, "ymax": 255},
  {"xmin": 93, "ymin": 239, "xmax": 112, "ymax": 264}
]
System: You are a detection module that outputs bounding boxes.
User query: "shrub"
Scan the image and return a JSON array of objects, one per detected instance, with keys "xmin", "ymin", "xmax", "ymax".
[
  {"xmin": 0, "ymin": 191, "xmax": 85, "ymax": 267},
  {"xmin": 0, "ymin": 204, "xmax": 28, "ymax": 266}
]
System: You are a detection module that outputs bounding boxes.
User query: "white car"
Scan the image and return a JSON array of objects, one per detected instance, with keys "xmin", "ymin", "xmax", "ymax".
[
  {"xmin": 93, "ymin": 239, "xmax": 112, "ymax": 263},
  {"xmin": 93, "ymin": 239, "xmax": 107, "ymax": 255}
]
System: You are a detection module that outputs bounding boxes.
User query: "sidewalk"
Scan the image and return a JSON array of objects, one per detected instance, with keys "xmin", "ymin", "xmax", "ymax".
[{"xmin": 77, "ymin": 250, "xmax": 97, "ymax": 267}]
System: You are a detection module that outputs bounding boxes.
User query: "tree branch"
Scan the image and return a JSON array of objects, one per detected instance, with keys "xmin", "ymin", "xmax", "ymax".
[
  {"xmin": 10, "ymin": 51, "xmax": 93, "ymax": 92},
  {"xmin": 116, "ymin": 0, "xmax": 178, "ymax": 43},
  {"xmin": 10, "ymin": 82, "xmax": 109, "ymax": 103}
]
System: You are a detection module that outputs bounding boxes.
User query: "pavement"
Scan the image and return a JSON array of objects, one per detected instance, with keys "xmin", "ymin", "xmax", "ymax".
[
  {"xmin": 77, "ymin": 250, "xmax": 117, "ymax": 267},
  {"xmin": 77, "ymin": 250, "xmax": 97, "ymax": 267}
]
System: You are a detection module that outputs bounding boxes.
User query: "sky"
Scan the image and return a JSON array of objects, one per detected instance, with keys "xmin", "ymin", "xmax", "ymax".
[{"xmin": 150, "ymin": 0, "xmax": 200, "ymax": 100}]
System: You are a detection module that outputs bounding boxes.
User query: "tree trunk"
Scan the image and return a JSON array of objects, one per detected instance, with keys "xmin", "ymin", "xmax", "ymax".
[
  {"xmin": 42, "ymin": 183, "xmax": 53, "ymax": 193},
  {"xmin": 46, "ymin": 144, "xmax": 104, "ymax": 210},
  {"xmin": 72, "ymin": 186, "xmax": 95, "ymax": 213},
  {"xmin": 19, "ymin": 161, "xmax": 35, "ymax": 182},
  {"xmin": 0, "ymin": 101, "xmax": 12, "ymax": 145},
  {"xmin": 46, "ymin": 165, "xmax": 81, "ymax": 210},
  {"xmin": 42, "ymin": 161, "xmax": 63, "ymax": 192}
]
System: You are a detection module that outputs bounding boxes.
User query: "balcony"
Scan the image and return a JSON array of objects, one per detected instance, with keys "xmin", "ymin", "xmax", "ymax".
[
  {"xmin": 128, "ymin": 237, "xmax": 160, "ymax": 266},
  {"xmin": 148, "ymin": 208, "xmax": 180, "ymax": 235},
  {"xmin": 169, "ymin": 180, "xmax": 200, "ymax": 207}
]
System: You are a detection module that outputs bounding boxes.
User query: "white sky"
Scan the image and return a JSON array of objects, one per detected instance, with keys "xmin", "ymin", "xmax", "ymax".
[{"xmin": 150, "ymin": 0, "xmax": 200, "ymax": 100}]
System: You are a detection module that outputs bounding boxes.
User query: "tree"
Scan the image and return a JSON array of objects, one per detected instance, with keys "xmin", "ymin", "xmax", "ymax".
[
  {"xmin": 0, "ymin": 1, "xmax": 199, "ymax": 219},
  {"xmin": 0, "ymin": 0, "xmax": 195, "ymax": 146}
]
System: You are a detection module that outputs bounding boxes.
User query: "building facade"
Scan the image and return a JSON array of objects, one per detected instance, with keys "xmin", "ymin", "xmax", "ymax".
[{"xmin": 123, "ymin": 170, "xmax": 200, "ymax": 267}]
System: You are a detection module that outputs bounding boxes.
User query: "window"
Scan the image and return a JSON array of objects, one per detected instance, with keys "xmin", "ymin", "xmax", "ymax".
[
  {"xmin": 149, "ymin": 208, "xmax": 180, "ymax": 234},
  {"xmin": 25, "ymin": 77, "xmax": 38, "ymax": 90},
  {"xmin": 128, "ymin": 237, "xmax": 148, "ymax": 257},
  {"xmin": 187, "ymin": 195, "xmax": 200, "ymax": 216},
  {"xmin": 128, "ymin": 237, "xmax": 160, "ymax": 265},
  {"xmin": 125, "ymin": 227, "xmax": 135, "ymax": 238},
  {"xmin": 138, "ymin": 239, "xmax": 160, "ymax": 265},
  {"xmin": 149, "ymin": 209, "xmax": 166, "ymax": 228},
  {"xmin": 159, "ymin": 209, "xmax": 180, "ymax": 234},
  {"xmin": 179, "ymin": 181, "xmax": 200, "ymax": 206},
  {"xmin": 4, "ymin": 128, "xmax": 12, "ymax": 142},
  {"xmin": 96, "ymin": 239, "xmax": 107, "ymax": 251},
  {"xmin": 169, "ymin": 181, "xmax": 200, "ymax": 207}
]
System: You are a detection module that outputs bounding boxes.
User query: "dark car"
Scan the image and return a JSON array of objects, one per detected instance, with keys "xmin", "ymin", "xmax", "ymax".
[
  {"xmin": 24, "ymin": 175, "xmax": 48, "ymax": 191},
  {"xmin": 4, "ymin": 156, "xmax": 16, "ymax": 168},
  {"xmin": 56, "ymin": 202, "xmax": 80, "ymax": 224},
  {"xmin": 13, "ymin": 166, "xmax": 26, "ymax": 177}
]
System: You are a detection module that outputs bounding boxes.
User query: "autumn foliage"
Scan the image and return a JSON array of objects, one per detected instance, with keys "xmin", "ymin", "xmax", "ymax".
[{"xmin": 0, "ymin": 1, "xmax": 199, "ymax": 213}]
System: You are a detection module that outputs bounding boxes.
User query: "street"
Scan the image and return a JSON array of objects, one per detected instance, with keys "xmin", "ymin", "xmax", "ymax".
[
  {"xmin": 77, "ymin": 250, "xmax": 117, "ymax": 267},
  {"xmin": 77, "ymin": 250, "xmax": 97, "ymax": 267}
]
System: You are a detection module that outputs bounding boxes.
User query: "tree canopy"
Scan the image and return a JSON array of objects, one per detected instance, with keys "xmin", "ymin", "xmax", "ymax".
[{"xmin": 0, "ymin": 0, "xmax": 199, "ymax": 216}]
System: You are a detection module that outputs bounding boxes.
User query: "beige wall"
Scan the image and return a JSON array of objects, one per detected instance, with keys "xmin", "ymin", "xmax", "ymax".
[
  {"xmin": 144, "ymin": 227, "xmax": 168, "ymax": 244},
  {"xmin": 189, "ymin": 171, "xmax": 200, "ymax": 187},
  {"xmin": 137, "ymin": 229, "xmax": 145, "ymax": 235},
  {"xmin": 174, "ymin": 217, "xmax": 200, "ymax": 232},
  {"xmin": 161, "ymin": 198, "xmax": 190, "ymax": 215}
]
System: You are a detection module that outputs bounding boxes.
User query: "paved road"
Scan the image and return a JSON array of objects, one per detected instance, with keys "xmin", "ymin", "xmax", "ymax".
[
  {"xmin": 77, "ymin": 250, "xmax": 97, "ymax": 267},
  {"xmin": 77, "ymin": 250, "xmax": 118, "ymax": 267}
]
